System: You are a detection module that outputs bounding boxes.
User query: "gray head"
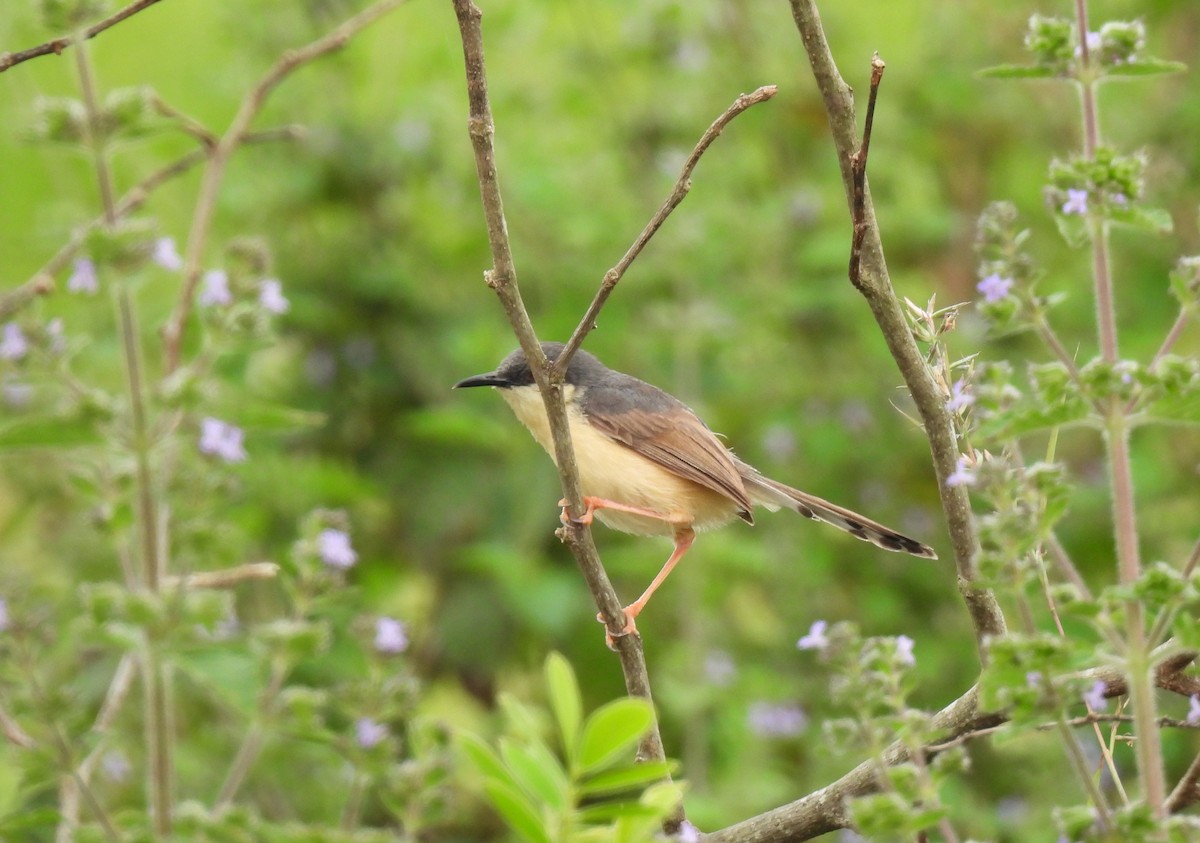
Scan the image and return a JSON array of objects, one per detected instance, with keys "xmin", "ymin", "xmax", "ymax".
[{"xmin": 453, "ymin": 342, "xmax": 610, "ymax": 390}]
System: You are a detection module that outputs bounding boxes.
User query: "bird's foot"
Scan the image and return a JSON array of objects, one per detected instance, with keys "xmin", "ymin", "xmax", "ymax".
[
  {"xmin": 558, "ymin": 497, "xmax": 597, "ymax": 526},
  {"xmin": 596, "ymin": 607, "xmax": 639, "ymax": 650}
]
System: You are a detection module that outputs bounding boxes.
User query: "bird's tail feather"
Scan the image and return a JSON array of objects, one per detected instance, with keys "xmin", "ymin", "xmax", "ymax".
[{"xmin": 739, "ymin": 471, "xmax": 938, "ymax": 560}]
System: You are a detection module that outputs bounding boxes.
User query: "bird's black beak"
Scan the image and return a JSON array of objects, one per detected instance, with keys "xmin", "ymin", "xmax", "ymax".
[{"xmin": 453, "ymin": 371, "xmax": 509, "ymax": 389}]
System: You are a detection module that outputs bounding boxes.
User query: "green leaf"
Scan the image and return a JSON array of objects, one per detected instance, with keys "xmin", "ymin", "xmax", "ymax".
[
  {"xmin": 1143, "ymin": 390, "xmax": 1200, "ymax": 427},
  {"xmin": 1103, "ymin": 59, "xmax": 1187, "ymax": 78},
  {"xmin": 576, "ymin": 801, "xmax": 661, "ymax": 825},
  {"xmin": 578, "ymin": 698, "xmax": 655, "ymax": 774},
  {"xmin": 544, "ymin": 652, "xmax": 582, "ymax": 764},
  {"xmin": 458, "ymin": 732, "xmax": 516, "ymax": 790},
  {"xmin": 0, "ymin": 416, "xmax": 103, "ymax": 450},
  {"xmin": 579, "ymin": 760, "xmax": 675, "ymax": 797},
  {"xmin": 482, "ymin": 780, "xmax": 552, "ymax": 843},
  {"xmin": 976, "ymin": 64, "xmax": 1062, "ymax": 79},
  {"xmin": 499, "ymin": 738, "xmax": 569, "ymax": 811},
  {"xmin": 1110, "ymin": 205, "xmax": 1174, "ymax": 235}
]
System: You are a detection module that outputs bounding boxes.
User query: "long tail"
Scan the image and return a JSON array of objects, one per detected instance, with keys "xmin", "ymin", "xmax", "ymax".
[{"xmin": 738, "ymin": 467, "xmax": 938, "ymax": 560}]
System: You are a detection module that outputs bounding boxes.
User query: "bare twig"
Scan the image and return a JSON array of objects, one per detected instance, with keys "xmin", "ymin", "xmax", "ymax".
[
  {"xmin": 1168, "ymin": 749, "xmax": 1200, "ymax": 813},
  {"xmin": 448, "ymin": 0, "xmax": 673, "ymax": 783},
  {"xmin": 0, "ymin": 0, "xmax": 167, "ymax": 73},
  {"xmin": 11, "ymin": 127, "xmax": 301, "ymax": 300},
  {"xmin": 162, "ymin": 561, "xmax": 279, "ymax": 591},
  {"xmin": 847, "ymin": 55, "xmax": 883, "ymax": 290},
  {"xmin": 707, "ymin": 657, "xmax": 1198, "ymax": 842},
  {"xmin": 0, "ymin": 275, "xmax": 55, "ymax": 321},
  {"xmin": 161, "ymin": 0, "xmax": 406, "ymax": 373},
  {"xmin": 788, "ymin": 0, "xmax": 1006, "ymax": 649},
  {"xmin": 555, "ymin": 85, "xmax": 777, "ymax": 373}
]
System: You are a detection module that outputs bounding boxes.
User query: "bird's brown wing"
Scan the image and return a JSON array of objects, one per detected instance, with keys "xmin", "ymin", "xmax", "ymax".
[{"xmin": 581, "ymin": 379, "xmax": 755, "ymax": 519}]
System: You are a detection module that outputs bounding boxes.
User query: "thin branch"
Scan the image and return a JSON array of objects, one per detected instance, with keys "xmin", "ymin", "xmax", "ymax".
[
  {"xmin": 161, "ymin": 561, "xmax": 279, "ymax": 591},
  {"xmin": 160, "ymin": 0, "xmax": 406, "ymax": 374},
  {"xmin": 555, "ymin": 85, "xmax": 777, "ymax": 374},
  {"xmin": 1167, "ymin": 749, "xmax": 1200, "ymax": 814},
  {"xmin": 0, "ymin": 275, "xmax": 55, "ymax": 321},
  {"xmin": 847, "ymin": 54, "xmax": 883, "ymax": 290},
  {"xmin": 0, "ymin": 0, "xmax": 167, "ymax": 74},
  {"xmin": 788, "ymin": 0, "xmax": 1006, "ymax": 650},
  {"xmin": 707, "ymin": 658, "xmax": 1197, "ymax": 842},
  {"xmin": 448, "ymin": 0, "xmax": 674, "ymax": 786},
  {"xmin": 11, "ymin": 127, "xmax": 301, "ymax": 301}
]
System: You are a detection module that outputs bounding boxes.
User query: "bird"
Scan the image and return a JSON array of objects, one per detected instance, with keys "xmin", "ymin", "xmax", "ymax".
[{"xmin": 455, "ymin": 342, "xmax": 937, "ymax": 643}]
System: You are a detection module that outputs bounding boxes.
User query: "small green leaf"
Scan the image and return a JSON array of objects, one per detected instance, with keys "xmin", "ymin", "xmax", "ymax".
[
  {"xmin": 458, "ymin": 732, "xmax": 515, "ymax": 789},
  {"xmin": 1110, "ymin": 205, "xmax": 1174, "ymax": 235},
  {"xmin": 579, "ymin": 760, "xmax": 675, "ymax": 796},
  {"xmin": 976, "ymin": 64, "xmax": 1062, "ymax": 79},
  {"xmin": 1103, "ymin": 59, "xmax": 1187, "ymax": 78},
  {"xmin": 544, "ymin": 652, "xmax": 582, "ymax": 763},
  {"xmin": 482, "ymin": 780, "xmax": 552, "ymax": 843},
  {"xmin": 579, "ymin": 698, "xmax": 655, "ymax": 774},
  {"xmin": 0, "ymin": 416, "xmax": 103, "ymax": 450},
  {"xmin": 576, "ymin": 801, "xmax": 661, "ymax": 825},
  {"xmin": 499, "ymin": 738, "xmax": 569, "ymax": 810}
]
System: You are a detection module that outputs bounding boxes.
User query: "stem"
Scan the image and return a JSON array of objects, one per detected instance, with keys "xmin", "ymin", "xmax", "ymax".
[
  {"xmin": 1072, "ymin": 0, "xmax": 1166, "ymax": 818},
  {"xmin": 1055, "ymin": 715, "xmax": 1113, "ymax": 827},
  {"xmin": 76, "ymin": 27, "xmax": 174, "ymax": 833},
  {"xmin": 215, "ymin": 660, "xmax": 288, "ymax": 807},
  {"xmin": 72, "ymin": 35, "xmax": 117, "ymax": 224}
]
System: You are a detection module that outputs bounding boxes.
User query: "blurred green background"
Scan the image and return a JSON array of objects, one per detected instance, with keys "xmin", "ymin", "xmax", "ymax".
[{"xmin": 1, "ymin": 0, "xmax": 1198, "ymax": 838}]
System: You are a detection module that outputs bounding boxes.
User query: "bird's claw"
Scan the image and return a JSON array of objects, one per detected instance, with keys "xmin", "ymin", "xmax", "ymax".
[
  {"xmin": 596, "ymin": 609, "xmax": 638, "ymax": 650},
  {"xmin": 559, "ymin": 498, "xmax": 595, "ymax": 526}
]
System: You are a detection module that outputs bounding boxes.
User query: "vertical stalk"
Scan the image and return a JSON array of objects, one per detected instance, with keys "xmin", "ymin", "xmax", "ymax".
[
  {"xmin": 76, "ymin": 34, "xmax": 174, "ymax": 835},
  {"xmin": 1073, "ymin": 0, "xmax": 1165, "ymax": 820}
]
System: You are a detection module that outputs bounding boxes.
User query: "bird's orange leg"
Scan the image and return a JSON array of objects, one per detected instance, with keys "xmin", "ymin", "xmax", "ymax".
[
  {"xmin": 597, "ymin": 528, "xmax": 696, "ymax": 648},
  {"xmin": 558, "ymin": 495, "xmax": 687, "ymax": 528},
  {"xmin": 556, "ymin": 497, "xmax": 695, "ymax": 647}
]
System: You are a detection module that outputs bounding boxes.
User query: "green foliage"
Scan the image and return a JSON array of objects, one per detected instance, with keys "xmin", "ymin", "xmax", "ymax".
[
  {"xmin": 459, "ymin": 653, "xmax": 680, "ymax": 843},
  {"xmin": 0, "ymin": 0, "xmax": 1198, "ymax": 840}
]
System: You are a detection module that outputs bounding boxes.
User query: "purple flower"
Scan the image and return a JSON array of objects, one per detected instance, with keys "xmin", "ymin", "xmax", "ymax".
[
  {"xmin": 1026, "ymin": 671, "xmax": 1044, "ymax": 688},
  {"xmin": 1188, "ymin": 695, "xmax": 1200, "ymax": 727},
  {"xmin": 1110, "ymin": 192, "xmax": 1129, "ymax": 208},
  {"xmin": 895, "ymin": 635, "xmax": 916, "ymax": 666},
  {"xmin": 747, "ymin": 702, "xmax": 808, "ymax": 738},
  {"xmin": 0, "ymin": 598, "xmax": 9, "ymax": 632},
  {"xmin": 0, "ymin": 324, "xmax": 28, "ymax": 361},
  {"xmin": 797, "ymin": 620, "xmax": 830, "ymax": 651},
  {"xmin": 976, "ymin": 273, "xmax": 1013, "ymax": 303},
  {"xmin": 676, "ymin": 820, "xmax": 701, "ymax": 843},
  {"xmin": 152, "ymin": 237, "xmax": 183, "ymax": 271},
  {"xmin": 946, "ymin": 456, "xmax": 976, "ymax": 488},
  {"xmin": 1062, "ymin": 189, "xmax": 1089, "ymax": 216},
  {"xmin": 101, "ymin": 750, "xmax": 131, "ymax": 783},
  {"xmin": 1083, "ymin": 679, "xmax": 1107, "ymax": 711},
  {"xmin": 374, "ymin": 617, "xmax": 408, "ymax": 654},
  {"xmin": 198, "ymin": 417, "xmax": 247, "ymax": 463},
  {"xmin": 199, "ymin": 270, "xmax": 233, "ymax": 307},
  {"xmin": 704, "ymin": 650, "xmax": 736, "ymax": 686},
  {"xmin": 946, "ymin": 379, "xmax": 974, "ymax": 413},
  {"xmin": 355, "ymin": 717, "xmax": 388, "ymax": 748},
  {"xmin": 259, "ymin": 279, "xmax": 289, "ymax": 314},
  {"xmin": 318, "ymin": 528, "xmax": 357, "ymax": 570},
  {"xmin": 68, "ymin": 258, "xmax": 99, "ymax": 294}
]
